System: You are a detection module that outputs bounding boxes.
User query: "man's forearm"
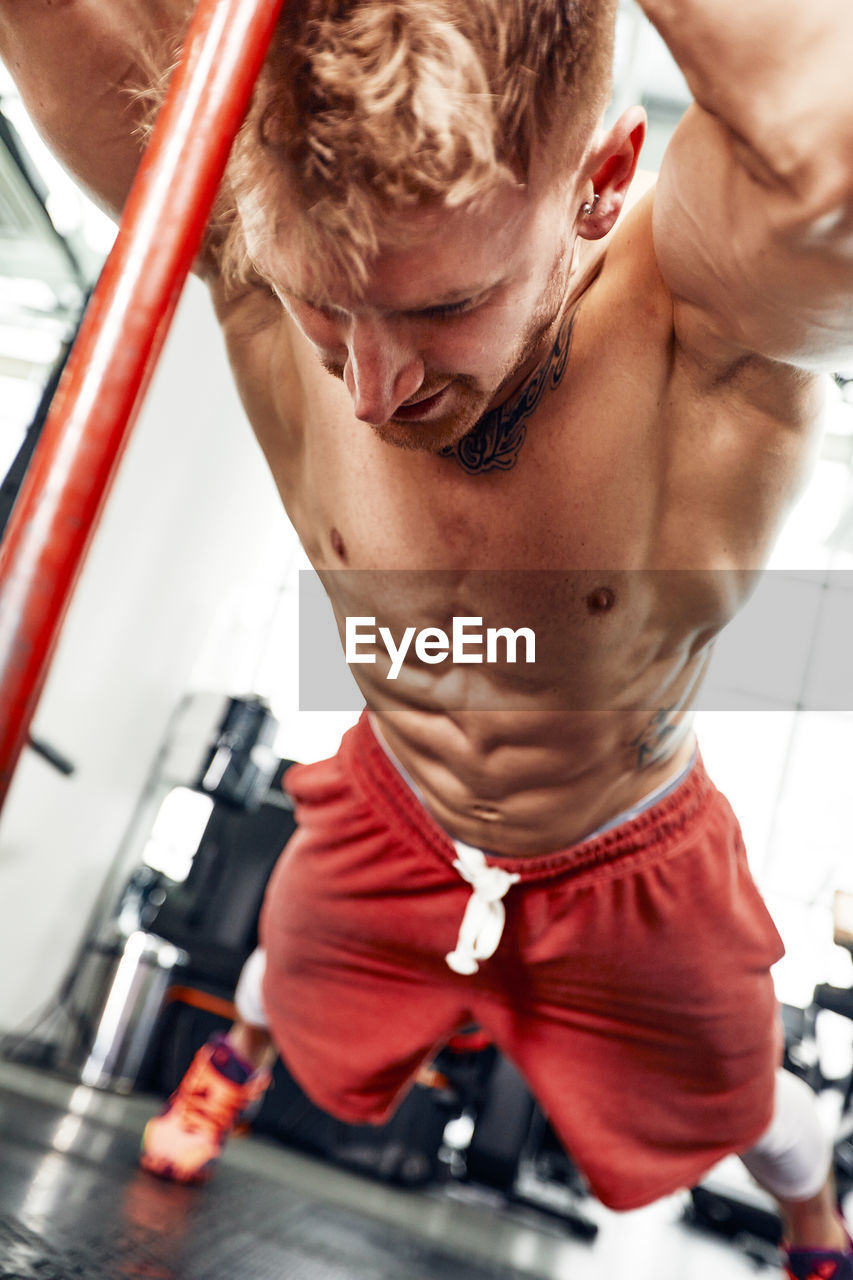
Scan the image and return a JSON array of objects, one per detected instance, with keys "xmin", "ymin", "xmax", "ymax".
[
  {"xmin": 636, "ymin": 0, "xmax": 853, "ymax": 204},
  {"xmin": 0, "ymin": 0, "xmax": 190, "ymax": 215}
]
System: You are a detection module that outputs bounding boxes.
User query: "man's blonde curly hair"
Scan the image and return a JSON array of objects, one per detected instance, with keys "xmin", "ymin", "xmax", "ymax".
[{"xmin": 201, "ymin": 0, "xmax": 618, "ymax": 292}]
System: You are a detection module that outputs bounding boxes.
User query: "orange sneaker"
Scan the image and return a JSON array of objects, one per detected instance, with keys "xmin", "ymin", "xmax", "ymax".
[{"xmin": 140, "ymin": 1036, "xmax": 271, "ymax": 1184}]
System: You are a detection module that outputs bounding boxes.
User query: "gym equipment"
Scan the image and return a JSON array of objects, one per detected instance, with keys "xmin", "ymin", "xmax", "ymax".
[
  {"xmin": 41, "ymin": 750, "xmax": 294, "ymax": 1090},
  {"xmin": 196, "ymin": 694, "xmax": 280, "ymax": 811},
  {"xmin": 0, "ymin": 0, "xmax": 287, "ymax": 813},
  {"xmin": 134, "ymin": 756, "xmax": 297, "ymax": 993},
  {"xmin": 0, "ymin": 697, "xmax": 285, "ymax": 1087},
  {"xmin": 55, "ymin": 928, "xmax": 190, "ymax": 1092}
]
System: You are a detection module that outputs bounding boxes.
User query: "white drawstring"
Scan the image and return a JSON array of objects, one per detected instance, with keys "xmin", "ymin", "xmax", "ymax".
[{"xmin": 445, "ymin": 842, "xmax": 520, "ymax": 975}]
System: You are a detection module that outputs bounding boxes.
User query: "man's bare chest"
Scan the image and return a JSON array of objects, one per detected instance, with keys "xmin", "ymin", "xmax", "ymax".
[
  {"xmin": 284, "ymin": 332, "xmax": 664, "ymax": 576},
  {"xmin": 223, "ymin": 242, "xmax": 818, "ymax": 593},
  {"xmin": 278, "ymin": 365, "xmax": 821, "ymax": 704}
]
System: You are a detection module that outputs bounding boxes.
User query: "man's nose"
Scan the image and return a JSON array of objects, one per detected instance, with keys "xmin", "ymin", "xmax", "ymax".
[{"xmin": 343, "ymin": 316, "xmax": 425, "ymax": 424}]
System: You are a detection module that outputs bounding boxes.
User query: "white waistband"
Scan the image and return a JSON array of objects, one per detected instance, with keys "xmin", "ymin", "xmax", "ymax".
[{"xmin": 580, "ymin": 747, "xmax": 698, "ymax": 843}]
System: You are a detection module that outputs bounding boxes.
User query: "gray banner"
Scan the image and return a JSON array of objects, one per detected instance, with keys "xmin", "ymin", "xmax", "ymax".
[{"xmin": 297, "ymin": 568, "xmax": 853, "ymax": 712}]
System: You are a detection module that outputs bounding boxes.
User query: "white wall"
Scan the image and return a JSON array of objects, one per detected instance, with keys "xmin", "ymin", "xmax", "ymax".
[{"xmin": 0, "ymin": 277, "xmax": 291, "ymax": 1031}]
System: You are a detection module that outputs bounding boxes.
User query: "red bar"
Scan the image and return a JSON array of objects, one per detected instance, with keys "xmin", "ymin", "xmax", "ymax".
[{"xmin": 0, "ymin": 0, "xmax": 286, "ymax": 812}]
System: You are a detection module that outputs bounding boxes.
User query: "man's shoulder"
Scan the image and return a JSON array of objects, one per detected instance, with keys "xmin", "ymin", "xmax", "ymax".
[
  {"xmin": 582, "ymin": 184, "xmax": 820, "ymax": 436},
  {"xmin": 594, "ymin": 177, "xmax": 665, "ymax": 303},
  {"xmin": 577, "ymin": 182, "xmax": 673, "ymax": 352}
]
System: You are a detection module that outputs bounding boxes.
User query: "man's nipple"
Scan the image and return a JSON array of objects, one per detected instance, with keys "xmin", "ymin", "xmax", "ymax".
[{"xmin": 586, "ymin": 586, "xmax": 616, "ymax": 614}]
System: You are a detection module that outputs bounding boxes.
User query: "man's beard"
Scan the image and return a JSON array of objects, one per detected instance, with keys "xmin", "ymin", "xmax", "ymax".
[{"xmin": 367, "ymin": 378, "xmax": 494, "ymax": 453}]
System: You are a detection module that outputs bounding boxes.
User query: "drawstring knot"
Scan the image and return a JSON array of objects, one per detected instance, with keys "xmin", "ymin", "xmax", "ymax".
[{"xmin": 445, "ymin": 842, "xmax": 520, "ymax": 976}]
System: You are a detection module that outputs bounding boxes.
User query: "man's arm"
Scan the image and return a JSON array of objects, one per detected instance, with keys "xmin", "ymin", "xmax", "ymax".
[
  {"xmin": 638, "ymin": 0, "xmax": 853, "ymax": 372},
  {"xmin": 0, "ymin": 0, "xmax": 190, "ymax": 217}
]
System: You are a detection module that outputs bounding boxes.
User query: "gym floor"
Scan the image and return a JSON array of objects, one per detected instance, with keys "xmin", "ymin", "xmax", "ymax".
[{"xmin": 0, "ymin": 1059, "xmax": 804, "ymax": 1280}]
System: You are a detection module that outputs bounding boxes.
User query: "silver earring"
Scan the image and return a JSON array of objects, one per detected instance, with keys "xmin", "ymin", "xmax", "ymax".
[{"xmin": 581, "ymin": 193, "xmax": 600, "ymax": 216}]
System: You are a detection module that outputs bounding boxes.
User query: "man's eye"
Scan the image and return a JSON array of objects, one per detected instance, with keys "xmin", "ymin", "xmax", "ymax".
[{"xmin": 418, "ymin": 298, "xmax": 477, "ymax": 319}]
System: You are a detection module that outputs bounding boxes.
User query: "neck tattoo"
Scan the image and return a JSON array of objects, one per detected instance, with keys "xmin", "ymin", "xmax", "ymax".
[{"xmin": 440, "ymin": 307, "xmax": 578, "ymax": 475}]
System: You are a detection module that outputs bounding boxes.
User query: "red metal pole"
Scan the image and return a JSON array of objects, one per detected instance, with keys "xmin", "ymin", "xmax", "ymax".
[{"xmin": 0, "ymin": 0, "xmax": 287, "ymax": 813}]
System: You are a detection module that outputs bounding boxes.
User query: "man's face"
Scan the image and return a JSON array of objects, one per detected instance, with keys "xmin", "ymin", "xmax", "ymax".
[{"xmin": 247, "ymin": 173, "xmax": 580, "ymax": 453}]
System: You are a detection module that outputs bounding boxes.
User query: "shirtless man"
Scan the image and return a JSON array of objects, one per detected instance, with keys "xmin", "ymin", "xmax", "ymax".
[{"xmin": 2, "ymin": 1, "xmax": 852, "ymax": 1271}]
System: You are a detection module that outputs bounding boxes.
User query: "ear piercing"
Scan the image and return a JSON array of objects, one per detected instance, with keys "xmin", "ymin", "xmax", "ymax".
[{"xmin": 581, "ymin": 193, "xmax": 600, "ymax": 216}]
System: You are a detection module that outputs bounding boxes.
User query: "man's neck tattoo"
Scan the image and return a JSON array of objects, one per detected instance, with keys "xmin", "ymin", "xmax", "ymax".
[{"xmin": 441, "ymin": 308, "xmax": 578, "ymax": 475}]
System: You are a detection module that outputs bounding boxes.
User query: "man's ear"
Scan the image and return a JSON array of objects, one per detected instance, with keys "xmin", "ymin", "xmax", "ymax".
[{"xmin": 577, "ymin": 107, "xmax": 647, "ymax": 240}]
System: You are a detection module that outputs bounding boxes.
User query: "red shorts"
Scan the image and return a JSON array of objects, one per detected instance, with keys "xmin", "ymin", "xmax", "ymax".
[{"xmin": 259, "ymin": 713, "xmax": 784, "ymax": 1210}]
